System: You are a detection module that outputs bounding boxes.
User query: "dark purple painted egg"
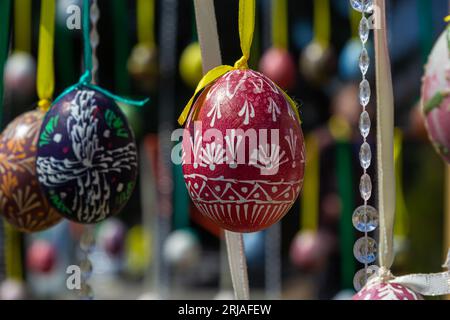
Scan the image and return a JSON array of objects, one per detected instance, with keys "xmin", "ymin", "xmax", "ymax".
[{"xmin": 36, "ymin": 87, "xmax": 138, "ymax": 224}]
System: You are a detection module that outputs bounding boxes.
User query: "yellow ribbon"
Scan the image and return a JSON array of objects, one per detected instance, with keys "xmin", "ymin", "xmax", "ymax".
[
  {"xmin": 394, "ymin": 129, "xmax": 409, "ymax": 238},
  {"xmin": 301, "ymin": 134, "xmax": 319, "ymax": 231},
  {"xmin": 272, "ymin": 0, "xmax": 288, "ymax": 49},
  {"xmin": 137, "ymin": 0, "xmax": 155, "ymax": 47},
  {"xmin": 37, "ymin": 0, "xmax": 56, "ymax": 112},
  {"xmin": 178, "ymin": 0, "xmax": 300, "ymax": 126},
  {"xmin": 314, "ymin": 0, "xmax": 331, "ymax": 48},
  {"xmin": 14, "ymin": 0, "xmax": 31, "ymax": 53},
  {"xmin": 5, "ymin": 223, "xmax": 23, "ymax": 280}
]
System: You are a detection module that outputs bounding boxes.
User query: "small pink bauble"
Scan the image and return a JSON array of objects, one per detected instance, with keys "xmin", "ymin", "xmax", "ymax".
[
  {"xmin": 421, "ymin": 27, "xmax": 450, "ymax": 163},
  {"xmin": 259, "ymin": 48, "xmax": 296, "ymax": 90},
  {"xmin": 182, "ymin": 69, "xmax": 305, "ymax": 233},
  {"xmin": 97, "ymin": 218, "xmax": 126, "ymax": 257},
  {"xmin": 4, "ymin": 52, "xmax": 36, "ymax": 96},
  {"xmin": 289, "ymin": 231, "xmax": 333, "ymax": 271},
  {"xmin": 26, "ymin": 240, "xmax": 57, "ymax": 274},
  {"xmin": 353, "ymin": 281, "xmax": 423, "ymax": 300}
]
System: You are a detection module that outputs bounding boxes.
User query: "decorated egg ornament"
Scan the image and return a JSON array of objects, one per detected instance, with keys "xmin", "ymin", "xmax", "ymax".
[
  {"xmin": 180, "ymin": 42, "xmax": 203, "ymax": 89},
  {"xmin": 259, "ymin": 47, "xmax": 296, "ymax": 90},
  {"xmin": 128, "ymin": 43, "xmax": 159, "ymax": 93},
  {"xmin": 36, "ymin": 88, "xmax": 138, "ymax": 224},
  {"xmin": 300, "ymin": 42, "xmax": 335, "ymax": 85},
  {"xmin": 353, "ymin": 279, "xmax": 423, "ymax": 300},
  {"xmin": 0, "ymin": 110, "xmax": 62, "ymax": 232},
  {"xmin": 421, "ymin": 26, "xmax": 450, "ymax": 163},
  {"xmin": 182, "ymin": 69, "xmax": 305, "ymax": 233},
  {"xmin": 4, "ymin": 51, "xmax": 36, "ymax": 97}
]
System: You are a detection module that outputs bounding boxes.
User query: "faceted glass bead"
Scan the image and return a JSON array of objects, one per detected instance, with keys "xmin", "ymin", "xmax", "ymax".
[
  {"xmin": 353, "ymin": 265, "xmax": 379, "ymax": 291},
  {"xmin": 359, "ymin": 173, "xmax": 372, "ymax": 201},
  {"xmin": 90, "ymin": 31, "xmax": 100, "ymax": 47},
  {"xmin": 354, "ymin": 237, "xmax": 378, "ymax": 264},
  {"xmin": 359, "ymin": 142, "xmax": 372, "ymax": 169},
  {"xmin": 359, "ymin": 111, "xmax": 371, "ymax": 138},
  {"xmin": 359, "ymin": 79, "xmax": 371, "ymax": 107},
  {"xmin": 79, "ymin": 283, "xmax": 94, "ymax": 300},
  {"xmin": 80, "ymin": 231, "xmax": 96, "ymax": 253},
  {"xmin": 359, "ymin": 47, "xmax": 370, "ymax": 75},
  {"xmin": 90, "ymin": 2, "xmax": 100, "ymax": 22},
  {"xmin": 352, "ymin": 205, "xmax": 379, "ymax": 232},
  {"xmin": 80, "ymin": 258, "xmax": 93, "ymax": 280},
  {"xmin": 359, "ymin": 17, "xmax": 370, "ymax": 44},
  {"xmin": 350, "ymin": 0, "xmax": 374, "ymax": 14}
]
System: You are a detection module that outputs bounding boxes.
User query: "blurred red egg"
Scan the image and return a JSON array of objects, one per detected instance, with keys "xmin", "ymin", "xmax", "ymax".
[
  {"xmin": 27, "ymin": 240, "xmax": 56, "ymax": 274},
  {"xmin": 259, "ymin": 47, "xmax": 296, "ymax": 90},
  {"xmin": 289, "ymin": 230, "xmax": 334, "ymax": 271}
]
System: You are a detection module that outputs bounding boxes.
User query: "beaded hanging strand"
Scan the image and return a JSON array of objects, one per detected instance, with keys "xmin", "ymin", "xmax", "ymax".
[
  {"xmin": 90, "ymin": 0, "xmax": 100, "ymax": 84},
  {"xmin": 349, "ymin": 0, "xmax": 379, "ymax": 291},
  {"xmin": 77, "ymin": 0, "xmax": 101, "ymax": 300}
]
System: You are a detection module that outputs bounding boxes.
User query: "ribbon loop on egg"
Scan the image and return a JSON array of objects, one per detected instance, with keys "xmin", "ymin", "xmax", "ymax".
[{"xmin": 178, "ymin": 0, "xmax": 301, "ymax": 126}]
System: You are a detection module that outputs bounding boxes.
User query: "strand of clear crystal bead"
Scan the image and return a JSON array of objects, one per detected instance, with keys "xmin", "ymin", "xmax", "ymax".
[
  {"xmin": 350, "ymin": 0, "xmax": 379, "ymax": 291},
  {"xmin": 79, "ymin": 226, "xmax": 95, "ymax": 300},
  {"xmin": 76, "ymin": 1, "xmax": 100, "ymax": 300},
  {"xmin": 90, "ymin": 0, "xmax": 100, "ymax": 84}
]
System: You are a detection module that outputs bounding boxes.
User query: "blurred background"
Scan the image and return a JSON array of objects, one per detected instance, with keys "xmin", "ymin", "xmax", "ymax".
[{"xmin": 0, "ymin": 0, "xmax": 448, "ymax": 300}]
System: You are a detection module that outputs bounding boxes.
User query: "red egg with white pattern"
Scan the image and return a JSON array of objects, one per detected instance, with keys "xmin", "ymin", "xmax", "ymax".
[
  {"xmin": 182, "ymin": 69, "xmax": 305, "ymax": 233},
  {"xmin": 353, "ymin": 280, "xmax": 423, "ymax": 300}
]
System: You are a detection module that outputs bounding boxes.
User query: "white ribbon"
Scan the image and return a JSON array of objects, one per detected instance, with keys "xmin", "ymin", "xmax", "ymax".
[{"xmin": 369, "ymin": 250, "xmax": 450, "ymax": 296}]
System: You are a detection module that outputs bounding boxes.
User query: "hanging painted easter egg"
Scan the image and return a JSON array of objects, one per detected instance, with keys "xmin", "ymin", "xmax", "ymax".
[
  {"xmin": 26, "ymin": 239, "xmax": 57, "ymax": 274},
  {"xmin": 4, "ymin": 51, "xmax": 36, "ymax": 97},
  {"xmin": 182, "ymin": 69, "xmax": 305, "ymax": 233},
  {"xmin": 289, "ymin": 231, "xmax": 334, "ymax": 271},
  {"xmin": 97, "ymin": 218, "xmax": 126, "ymax": 257},
  {"xmin": 353, "ymin": 280, "xmax": 423, "ymax": 300},
  {"xmin": 127, "ymin": 43, "xmax": 159, "ymax": 93},
  {"xmin": 421, "ymin": 27, "xmax": 450, "ymax": 163},
  {"xmin": 0, "ymin": 110, "xmax": 62, "ymax": 232},
  {"xmin": 163, "ymin": 229, "xmax": 201, "ymax": 269},
  {"xmin": 299, "ymin": 42, "xmax": 335, "ymax": 85},
  {"xmin": 180, "ymin": 42, "xmax": 203, "ymax": 89},
  {"xmin": 36, "ymin": 88, "xmax": 138, "ymax": 224},
  {"xmin": 259, "ymin": 47, "xmax": 296, "ymax": 90},
  {"xmin": 125, "ymin": 225, "xmax": 152, "ymax": 276}
]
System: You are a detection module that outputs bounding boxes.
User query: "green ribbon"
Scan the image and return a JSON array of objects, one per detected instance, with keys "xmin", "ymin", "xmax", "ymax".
[
  {"xmin": 0, "ymin": 0, "xmax": 12, "ymax": 128},
  {"xmin": 54, "ymin": 0, "xmax": 148, "ymax": 107},
  {"xmin": 112, "ymin": 0, "xmax": 131, "ymax": 95},
  {"xmin": 337, "ymin": 141, "xmax": 356, "ymax": 290}
]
